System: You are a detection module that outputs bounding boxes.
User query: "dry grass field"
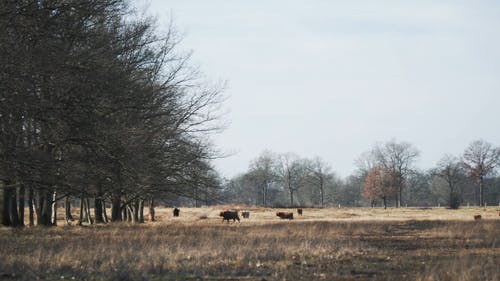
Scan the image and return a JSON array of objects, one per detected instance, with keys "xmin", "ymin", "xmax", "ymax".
[{"xmin": 1, "ymin": 206, "xmax": 499, "ymax": 281}]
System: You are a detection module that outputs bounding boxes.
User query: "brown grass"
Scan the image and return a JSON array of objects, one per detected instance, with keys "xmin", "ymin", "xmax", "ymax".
[{"xmin": 1, "ymin": 206, "xmax": 499, "ymax": 280}]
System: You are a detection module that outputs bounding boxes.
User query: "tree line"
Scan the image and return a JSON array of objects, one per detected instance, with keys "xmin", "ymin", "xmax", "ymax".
[
  {"xmin": 222, "ymin": 140, "xmax": 500, "ymax": 209},
  {"xmin": 0, "ymin": 0, "xmax": 224, "ymax": 227}
]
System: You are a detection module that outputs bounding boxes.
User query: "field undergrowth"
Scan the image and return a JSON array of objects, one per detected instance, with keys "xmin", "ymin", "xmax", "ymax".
[{"xmin": 0, "ymin": 207, "xmax": 499, "ymax": 281}]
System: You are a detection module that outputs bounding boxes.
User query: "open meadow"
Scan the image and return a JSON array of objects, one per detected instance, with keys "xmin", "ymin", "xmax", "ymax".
[{"xmin": 1, "ymin": 206, "xmax": 499, "ymax": 281}]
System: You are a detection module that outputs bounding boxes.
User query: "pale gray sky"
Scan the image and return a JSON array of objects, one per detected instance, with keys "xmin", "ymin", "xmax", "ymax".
[{"xmin": 142, "ymin": 0, "xmax": 500, "ymax": 178}]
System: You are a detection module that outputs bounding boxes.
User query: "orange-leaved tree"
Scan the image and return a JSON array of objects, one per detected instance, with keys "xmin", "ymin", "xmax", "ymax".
[{"xmin": 363, "ymin": 165, "xmax": 397, "ymax": 209}]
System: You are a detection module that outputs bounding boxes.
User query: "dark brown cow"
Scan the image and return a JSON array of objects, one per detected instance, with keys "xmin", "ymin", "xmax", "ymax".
[
  {"xmin": 276, "ymin": 212, "xmax": 294, "ymax": 220},
  {"xmin": 474, "ymin": 215, "xmax": 482, "ymax": 220},
  {"xmin": 297, "ymin": 208, "xmax": 303, "ymax": 215},
  {"xmin": 173, "ymin": 208, "xmax": 180, "ymax": 217},
  {"xmin": 241, "ymin": 211, "xmax": 250, "ymax": 218},
  {"xmin": 220, "ymin": 211, "xmax": 240, "ymax": 222}
]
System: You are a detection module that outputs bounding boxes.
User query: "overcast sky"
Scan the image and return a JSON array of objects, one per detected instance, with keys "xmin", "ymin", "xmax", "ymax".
[{"xmin": 141, "ymin": 0, "xmax": 500, "ymax": 178}]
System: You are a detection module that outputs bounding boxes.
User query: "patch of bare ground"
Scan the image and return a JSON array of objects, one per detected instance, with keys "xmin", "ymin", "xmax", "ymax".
[{"xmin": 0, "ymin": 207, "xmax": 499, "ymax": 280}]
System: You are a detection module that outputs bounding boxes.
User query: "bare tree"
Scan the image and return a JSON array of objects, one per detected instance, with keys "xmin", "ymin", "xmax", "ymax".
[
  {"xmin": 305, "ymin": 157, "xmax": 333, "ymax": 208},
  {"xmin": 275, "ymin": 153, "xmax": 307, "ymax": 207},
  {"xmin": 405, "ymin": 170, "xmax": 433, "ymax": 207},
  {"xmin": 373, "ymin": 140, "xmax": 420, "ymax": 207},
  {"xmin": 432, "ymin": 155, "xmax": 466, "ymax": 208},
  {"xmin": 354, "ymin": 150, "xmax": 378, "ymax": 177},
  {"xmin": 462, "ymin": 140, "xmax": 500, "ymax": 206},
  {"xmin": 248, "ymin": 151, "xmax": 277, "ymax": 207}
]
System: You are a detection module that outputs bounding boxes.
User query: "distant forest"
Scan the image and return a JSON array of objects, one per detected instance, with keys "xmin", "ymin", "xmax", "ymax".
[
  {"xmin": 223, "ymin": 139, "xmax": 500, "ymax": 210},
  {"xmin": 1, "ymin": 1, "xmax": 499, "ymax": 228}
]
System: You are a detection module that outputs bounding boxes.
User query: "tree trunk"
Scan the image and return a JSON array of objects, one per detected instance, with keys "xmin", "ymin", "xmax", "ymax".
[
  {"xmin": 65, "ymin": 195, "xmax": 74, "ymax": 224},
  {"xmin": 8, "ymin": 185, "xmax": 20, "ymax": 227},
  {"xmin": 102, "ymin": 200, "xmax": 109, "ymax": 223},
  {"xmin": 28, "ymin": 187, "xmax": 35, "ymax": 226},
  {"xmin": 260, "ymin": 180, "xmax": 268, "ymax": 207},
  {"xmin": 51, "ymin": 190, "xmax": 57, "ymax": 226},
  {"xmin": 139, "ymin": 199, "xmax": 144, "ymax": 223},
  {"xmin": 262, "ymin": 184, "xmax": 266, "ymax": 207},
  {"xmin": 319, "ymin": 175, "xmax": 325, "ymax": 208},
  {"xmin": 126, "ymin": 205, "xmax": 133, "ymax": 222},
  {"xmin": 94, "ymin": 185, "xmax": 104, "ymax": 223},
  {"xmin": 111, "ymin": 194, "xmax": 121, "ymax": 222},
  {"xmin": 289, "ymin": 190, "xmax": 294, "ymax": 207},
  {"xmin": 94, "ymin": 197, "xmax": 104, "ymax": 224},
  {"xmin": 45, "ymin": 191, "xmax": 53, "ymax": 226},
  {"xmin": 397, "ymin": 186, "xmax": 402, "ymax": 208},
  {"xmin": 205, "ymin": 185, "xmax": 209, "ymax": 206},
  {"xmin": 132, "ymin": 200, "xmax": 139, "ymax": 223},
  {"xmin": 1, "ymin": 183, "xmax": 11, "ymax": 226},
  {"xmin": 0, "ymin": 182, "xmax": 3, "ymax": 225},
  {"xmin": 35, "ymin": 191, "xmax": 42, "ymax": 225},
  {"xmin": 82, "ymin": 198, "xmax": 88, "ymax": 221},
  {"xmin": 36, "ymin": 190, "xmax": 52, "ymax": 226},
  {"xmin": 448, "ymin": 181, "xmax": 454, "ymax": 208},
  {"xmin": 85, "ymin": 196, "xmax": 93, "ymax": 225},
  {"xmin": 320, "ymin": 187, "xmax": 324, "ymax": 208},
  {"xmin": 78, "ymin": 194, "xmax": 84, "ymax": 226},
  {"xmin": 149, "ymin": 197, "xmax": 155, "ymax": 222},
  {"xmin": 193, "ymin": 187, "xmax": 198, "ymax": 207},
  {"xmin": 478, "ymin": 176, "xmax": 484, "ymax": 206},
  {"xmin": 122, "ymin": 206, "xmax": 127, "ymax": 222},
  {"xmin": 18, "ymin": 184, "xmax": 25, "ymax": 226},
  {"xmin": 383, "ymin": 197, "xmax": 387, "ymax": 209}
]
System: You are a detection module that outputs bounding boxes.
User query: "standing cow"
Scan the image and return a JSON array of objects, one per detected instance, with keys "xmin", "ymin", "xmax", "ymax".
[
  {"xmin": 241, "ymin": 211, "xmax": 250, "ymax": 218},
  {"xmin": 173, "ymin": 208, "xmax": 180, "ymax": 217},
  {"xmin": 297, "ymin": 208, "xmax": 303, "ymax": 216},
  {"xmin": 220, "ymin": 211, "xmax": 240, "ymax": 222},
  {"xmin": 276, "ymin": 212, "xmax": 294, "ymax": 220}
]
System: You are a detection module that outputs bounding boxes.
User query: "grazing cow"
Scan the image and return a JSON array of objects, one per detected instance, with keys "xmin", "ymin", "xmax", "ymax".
[
  {"xmin": 220, "ymin": 211, "xmax": 240, "ymax": 222},
  {"xmin": 276, "ymin": 212, "xmax": 294, "ymax": 220},
  {"xmin": 173, "ymin": 208, "xmax": 180, "ymax": 217},
  {"xmin": 241, "ymin": 211, "xmax": 250, "ymax": 218},
  {"xmin": 474, "ymin": 215, "xmax": 482, "ymax": 220},
  {"xmin": 297, "ymin": 208, "xmax": 303, "ymax": 216}
]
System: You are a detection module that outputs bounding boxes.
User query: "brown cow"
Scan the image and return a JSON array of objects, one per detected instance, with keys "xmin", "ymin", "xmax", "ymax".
[
  {"xmin": 241, "ymin": 211, "xmax": 250, "ymax": 218},
  {"xmin": 276, "ymin": 212, "xmax": 294, "ymax": 220},
  {"xmin": 173, "ymin": 208, "xmax": 180, "ymax": 217},
  {"xmin": 220, "ymin": 211, "xmax": 240, "ymax": 222},
  {"xmin": 474, "ymin": 215, "xmax": 482, "ymax": 220},
  {"xmin": 297, "ymin": 208, "xmax": 303, "ymax": 215}
]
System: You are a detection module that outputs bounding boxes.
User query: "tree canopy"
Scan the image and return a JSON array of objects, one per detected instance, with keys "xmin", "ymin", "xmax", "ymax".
[{"xmin": 0, "ymin": 0, "xmax": 224, "ymax": 226}]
